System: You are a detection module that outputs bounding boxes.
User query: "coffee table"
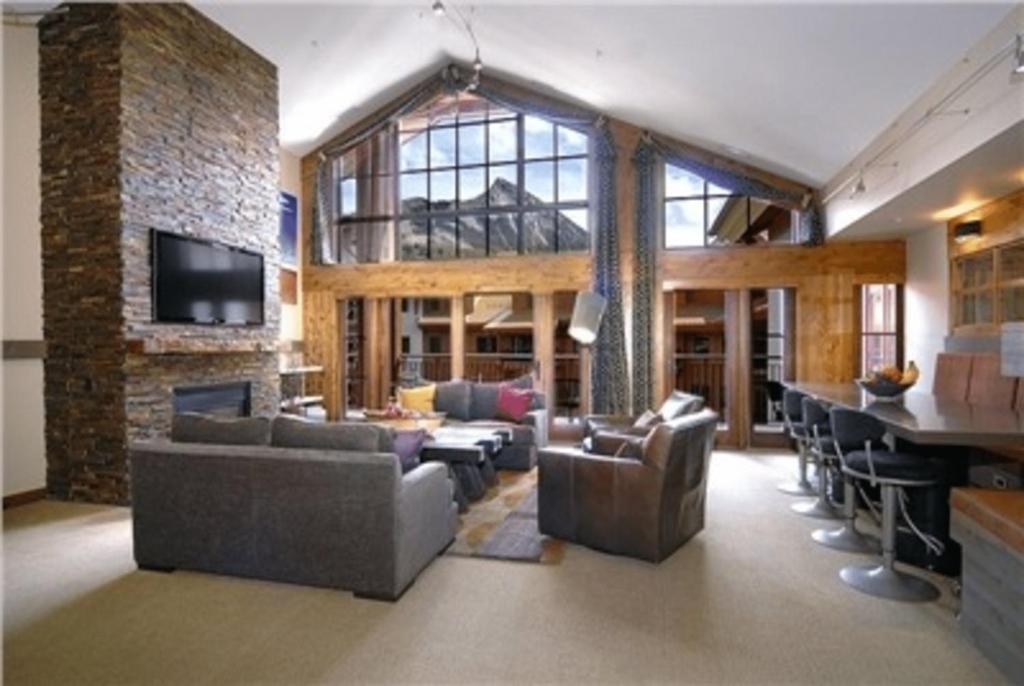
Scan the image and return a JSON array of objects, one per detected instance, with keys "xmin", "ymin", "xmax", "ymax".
[{"xmin": 421, "ymin": 428, "xmax": 505, "ymax": 512}]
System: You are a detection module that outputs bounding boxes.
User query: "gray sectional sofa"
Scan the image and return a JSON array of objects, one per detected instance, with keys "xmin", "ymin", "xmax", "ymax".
[
  {"xmin": 130, "ymin": 414, "xmax": 457, "ymax": 601},
  {"xmin": 429, "ymin": 378, "xmax": 548, "ymax": 470}
]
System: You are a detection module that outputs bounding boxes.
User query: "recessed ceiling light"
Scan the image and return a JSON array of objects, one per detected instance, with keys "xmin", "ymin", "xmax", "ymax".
[{"xmin": 432, "ymin": 0, "xmax": 446, "ymax": 17}]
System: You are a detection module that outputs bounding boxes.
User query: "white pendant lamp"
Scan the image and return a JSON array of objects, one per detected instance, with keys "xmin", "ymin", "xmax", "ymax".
[{"xmin": 568, "ymin": 291, "xmax": 607, "ymax": 345}]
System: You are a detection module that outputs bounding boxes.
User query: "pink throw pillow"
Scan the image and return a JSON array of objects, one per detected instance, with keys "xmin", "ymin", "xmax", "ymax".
[{"xmin": 496, "ymin": 384, "xmax": 533, "ymax": 422}]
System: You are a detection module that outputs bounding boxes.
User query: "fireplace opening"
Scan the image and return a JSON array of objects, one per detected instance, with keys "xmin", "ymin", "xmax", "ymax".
[{"xmin": 173, "ymin": 382, "xmax": 252, "ymax": 417}]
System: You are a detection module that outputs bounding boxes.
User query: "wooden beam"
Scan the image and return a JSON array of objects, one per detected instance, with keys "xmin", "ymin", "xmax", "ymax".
[
  {"xmin": 303, "ymin": 291, "xmax": 344, "ymax": 420},
  {"xmin": 533, "ymin": 293, "xmax": 555, "ymax": 418},
  {"xmin": 450, "ymin": 296, "xmax": 465, "ymax": 380},
  {"xmin": 659, "ymin": 241, "xmax": 905, "ymax": 290},
  {"xmin": 304, "ymin": 253, "xmax": 591, "ymax": 299}
]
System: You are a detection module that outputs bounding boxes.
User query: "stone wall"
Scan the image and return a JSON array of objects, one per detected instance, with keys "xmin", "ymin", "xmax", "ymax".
[{"xmin": 39, "ymin": 4, "xmax": 280, "ymax": 504}]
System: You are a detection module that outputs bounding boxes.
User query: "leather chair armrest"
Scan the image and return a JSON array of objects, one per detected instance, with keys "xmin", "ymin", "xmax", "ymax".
[
  {"xmin": 589, "ymin": 431, "xmax": 644, "ymax": 457},
  {"xmin": 583, "ymin": 414, "xmax": 635, "ymax": 438}
]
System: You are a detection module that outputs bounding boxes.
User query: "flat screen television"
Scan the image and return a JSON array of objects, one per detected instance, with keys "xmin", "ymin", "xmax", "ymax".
[{"xmin": 152, "ymin": 230, "xmax": 264, "ymax": 325}]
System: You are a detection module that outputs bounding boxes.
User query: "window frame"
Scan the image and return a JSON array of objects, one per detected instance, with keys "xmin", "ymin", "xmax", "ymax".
[
  {"xmin": 330, "ymin": 100, "xmax": 593, "ymax": 264},
  {"xmin": 661, "ymin": 162, "xmax": 795, "ymax": 250},
  {"xmin": 858, "ymin": 283, "xmax": 903, "ymax": 376}
]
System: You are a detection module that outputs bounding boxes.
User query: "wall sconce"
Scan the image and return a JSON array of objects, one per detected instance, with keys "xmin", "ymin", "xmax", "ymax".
[{"xmin": 953, "ymin": 220, "xmax": 982, "ymax": 243}]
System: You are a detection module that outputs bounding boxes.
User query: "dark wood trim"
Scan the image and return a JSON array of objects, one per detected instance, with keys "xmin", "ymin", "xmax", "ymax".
[
  {"xmin": 3, "ymin": 488, "xmax": 46, "ymax": 509},
  {"xmin": 3, "ymin": 340, "xmax": 45, "ymax": 360}
]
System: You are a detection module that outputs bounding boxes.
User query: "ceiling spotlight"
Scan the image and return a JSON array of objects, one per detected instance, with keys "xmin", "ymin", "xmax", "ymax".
[
  {"xmin": 954, "ymin": 220, "xmax": 982, "ymax": 244},
  {"xmin": 850, "ymin": 176, "xmax": 866, "ymax": 198},
  {"xmin": 432, "ymin": 0, "xmax": 445, "ymax": 17},
  {"xmin": 1014, "ymin": 34, "xmax": 1024, "ymax": 75},
  {"xmin": 472, "ymin": 50, "xmax": 483, "ymax": 73}
]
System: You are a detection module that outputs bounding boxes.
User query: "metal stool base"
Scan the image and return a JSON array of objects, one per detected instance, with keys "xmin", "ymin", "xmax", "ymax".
[
  {"xmin": 777, "ymin": 480, "xmax": 816, "ymax": 496},
  {"xmin": 812, "ymin": 525, "xmax": 881, "ymax": 554},
  {"xmin": 839, "ymin": 564, "xmax": 940, "ymax": 602},
  {"xmin": 791, "ymin": 498, "xmax": 840, "ymax": 520}
]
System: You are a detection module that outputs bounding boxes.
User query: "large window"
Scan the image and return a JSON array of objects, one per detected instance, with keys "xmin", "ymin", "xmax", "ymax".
[
  {"xmin": 860, "ymin": 284, "xmax": 902, "ymax": 375},
  {"xmin": 663, "ymin": 164, "xmax": 793, "ymax": 248},
  {"xmin": 331, "ymin": 93, "xmax": 591, "ymax": 263}
]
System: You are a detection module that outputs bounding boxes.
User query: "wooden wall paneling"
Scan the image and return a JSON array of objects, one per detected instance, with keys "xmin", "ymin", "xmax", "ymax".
[
  {"xmin": 796, "ymin": 273, "xmax": 857, "ymax": 383},
  {"xmin": 721, "ymin": 290, "xmax": 752, "ymax": 448},
  {"xmin": 947, "ymin": 188, "xmax": 1024, "ymax": 259},
  {"xmin": 659, "ymin": 241, "xmax": 905, "ymax": 291},
  {"xmin": 449, "ymin": 296, "xmax": 465, "ymax": 380},
  {"xmin": 532, "ymin": 293, "xmax": 555, "ymax": 419}
]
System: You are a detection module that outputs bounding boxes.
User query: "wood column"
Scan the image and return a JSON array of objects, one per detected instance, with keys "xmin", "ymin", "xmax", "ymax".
[
  {"xmin": 533, "ymin": 293, "xmax": 555, "ymax": 413},
  {"xmin": 303, "ymin": 291, "xmax": 344, "ymax": 420},
  {"xmin": 450, "ymin": 296, "xmax": 465, "ymax": 380},
  {"xmin": 658, "ymin": 289, "xmax": 676, "ymax": 402},
  {"xmin": 364, "ymin": 297, "xmax": 392, "ymax": 408}
]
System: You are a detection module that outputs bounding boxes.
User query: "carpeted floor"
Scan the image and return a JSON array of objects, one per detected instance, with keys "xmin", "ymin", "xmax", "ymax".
[{"xmin": 2, "ymin": 450, "xmax": 1007, "ymax": 685}]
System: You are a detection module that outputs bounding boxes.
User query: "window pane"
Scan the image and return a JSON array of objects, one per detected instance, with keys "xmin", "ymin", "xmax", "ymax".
[
  {"xmin": 488, "ymin": 120, "xmax": 517, "ymax": 163},
  {"xmin": 558, "ymin": 209, "xmax": 589, "ymax": 252},
  {"xmin": 489, "ymin": 164, "xmax": 518, "ymax": 206},
  {"xmin": 708, "ymin": 181, "xmax": 734, "ymax": 196},
  {"xmin": 400, "ymin": 172, "xmax": 427, "ymax": 213},
  {"xmin": 459, "ymin": 167, "xmax": 486, "ymax": 207},
  {"xmin": 557, "ymin": 126, "xmax": 587, "ymax": 156},
  {"xmin": 1000, "ymin": 243, "xmax": 1024, "ymax": 281},
  {"xmin": 524, "ymin": 116, "xmax": 554, "ymax": 159},
  {"xmin": 665, "ymin": 199, "xmax": 704, "ymax": 248},
  {"xmin": 706, "ymin": 196, "xmax": 745, "ymax": 246},
  {"xmin": 400, "ymin": 130, "xmax": 427, "ymax": 171},
  {"xmin": 523, "ymin": 210, "xmax": 556, "ymax": 254},
  {"xmin": 524, "ymin": 161, "xmax": 554, "ymax": 203},
  {"xmin": 459, "ymin": 216, "xmax": 486, "ymax": 258},
  {"xmin": 399, "ymin": 218, "xmax": 428, "ymax": 261},
  {"xmin": 430, "ymin": 127, "xmax": 455, "ymax": 168},
  {"xmin": 862, "ymin": 334, "xmax": 897, "ymax": 375},
  {"xmin": 1001, "ymin": 286, "xmax": 1024, "ymax": 322},
  {"xmin": 429, "ymin": 170, "xmax": 455, "ymax": 210},
  {"xmin": 558, "ymin": 158, "xmax": 587, "ymax": 202},
  {"xmin": 340, "ymin": 178, "xmax": 357, "ymax": 217},
  {"xmin": 862, "ymin": 284, "xmax": 897, "ymax": 333},
  {"xmin": 665, "ymin": 164, "xmax": 704, "ymax": 197},
  {"xmin": 431, "ymin": 217, "xmax": 457, "ymax": 260},
  {"xmin": 458, "ymin": 124, "xmax": 485, "ymax": 166},
  {"xmin": 488, "ymin": 212, "xmax": 519, "ymax": 255}
]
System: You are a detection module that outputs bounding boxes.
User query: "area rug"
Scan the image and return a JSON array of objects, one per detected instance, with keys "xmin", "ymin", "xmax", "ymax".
[{"xmin": 446, "ymin": 468, "xmax": 564, "ymax": 564}]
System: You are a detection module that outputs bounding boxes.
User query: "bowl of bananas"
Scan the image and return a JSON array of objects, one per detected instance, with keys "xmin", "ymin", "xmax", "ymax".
[{"xmin": 857, "ymin": 361, "xmax": 919, "ymax": 400}]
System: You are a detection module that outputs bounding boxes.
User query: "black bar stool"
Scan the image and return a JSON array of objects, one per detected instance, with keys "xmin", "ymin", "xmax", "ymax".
[
  {"xmin": 830, "ymin": 407, "xmax": 942, "ymax": 603},
  {"xmin": 778, "ymin": 389, "xmax": 815, "ymax": 496},
  {"xmin": 811, "ymin": 407, "xmax": 883, "ymax": 554},
  {"xmin": 791, "ymin": 397, "xmax": 840, "ymax": 520}
]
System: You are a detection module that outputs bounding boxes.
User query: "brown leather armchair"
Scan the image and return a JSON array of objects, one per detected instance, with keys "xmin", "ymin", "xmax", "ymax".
[
  {"xmin": 538, "ymin": 409, "xmax": 718, "ymax": 562},
  {"xmin": 583, "ymin": 390, "xmax": 704, "ymax": 440}
]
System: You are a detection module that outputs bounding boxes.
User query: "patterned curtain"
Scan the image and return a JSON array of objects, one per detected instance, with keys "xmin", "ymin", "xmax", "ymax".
[
  {"xmin": 631, "ymin": 140, "xmax": 658, "ymax": 414},
  {"xmin": 589, "ymin": 123, "xmax": 630, "ymax": 415}
]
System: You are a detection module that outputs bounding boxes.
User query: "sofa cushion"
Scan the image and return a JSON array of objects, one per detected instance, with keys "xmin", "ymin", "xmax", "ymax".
[
  {"xmin": 399, "ymin": 384, "xmax": 436, "ymax": 413},
  {"xmin": 271, "ymin": 415, "xmax": 384, "ymax": 453},
  {"xmin": 393, "ymin": 429, "xmax": 427, "ymax": 473},
  {"xmin": 507, "ymin": 374, "xmax": 533, "ymax": 390},
  {"xmin": 171, "ymin": 413, "xmax": 271, "ymax": 446},
  {"xmin": 435, "ymin": 381, "xmax": 472, "ymax": 421},
  {"xmin": 496, "ymin": 384, "xmax": 533, "ymax": 422},
  {"xmin": 469, "ymin": 382, "xmax": 500, "ymax": 420},
  {"xmin": 656, "ymin": 391, "xmax": 704, "ymax": 420}
]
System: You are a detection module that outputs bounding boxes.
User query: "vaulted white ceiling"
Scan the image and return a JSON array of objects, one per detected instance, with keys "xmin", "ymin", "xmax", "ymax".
[{"xmin": 196, "ymin": 2, "xmax": 1012, "ymax": 186}]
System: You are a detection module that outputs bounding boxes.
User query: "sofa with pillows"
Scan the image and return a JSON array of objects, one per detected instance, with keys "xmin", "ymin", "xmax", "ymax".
[
  {"xmin": 398, "ymin": 375, "xmax": 548, "ymax": 471},
  {"xmin": 130, "ymin": 413, "xmax": 458, "ymax": 601}
]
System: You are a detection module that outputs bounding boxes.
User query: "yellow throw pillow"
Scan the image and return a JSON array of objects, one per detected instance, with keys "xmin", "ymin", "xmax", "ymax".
[{"xmin": 398, "ymin": 384, "xmax": 436, "ymax": 413}]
